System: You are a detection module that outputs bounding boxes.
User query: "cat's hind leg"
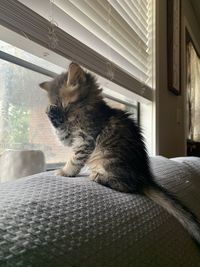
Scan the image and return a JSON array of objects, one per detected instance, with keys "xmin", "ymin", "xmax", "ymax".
[{"xmin": 91, "ymin": 173, "xmax": 131, "ymax": 193}]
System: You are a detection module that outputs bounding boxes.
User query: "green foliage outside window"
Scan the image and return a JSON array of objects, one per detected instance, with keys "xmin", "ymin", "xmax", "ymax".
[{"xmin": 8, "ymin": 104, "xmax": 30, "ymax": 145}]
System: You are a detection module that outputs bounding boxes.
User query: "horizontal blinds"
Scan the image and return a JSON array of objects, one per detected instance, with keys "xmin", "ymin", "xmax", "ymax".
[
  {"xmin": 55, "ymin": 0, "xmax": 151, "ymax": 83},
  {"xmin": 0, "ymin": 0, "xmax": 154, "ymax": 101}
]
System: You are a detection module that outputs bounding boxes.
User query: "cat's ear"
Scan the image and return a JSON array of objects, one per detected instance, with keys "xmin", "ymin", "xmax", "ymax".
[
  {"xmin": 67, "ymin": 62, "xmax": 85, "ymax": 86},
  {"xmin": 39, "ymin": 81, "xmax": 50, "ymax": 91}
]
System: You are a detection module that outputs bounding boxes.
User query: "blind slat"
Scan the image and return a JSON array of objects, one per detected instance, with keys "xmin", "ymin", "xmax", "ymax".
[{"xmin": 115, "ymin": 0, "xmax": 148, "ymax": 37}]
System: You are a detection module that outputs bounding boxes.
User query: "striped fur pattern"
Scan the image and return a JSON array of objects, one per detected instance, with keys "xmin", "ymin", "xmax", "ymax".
[{"xmin": 40, "ymin": 62, "xmax": 200, "ymax": 247}]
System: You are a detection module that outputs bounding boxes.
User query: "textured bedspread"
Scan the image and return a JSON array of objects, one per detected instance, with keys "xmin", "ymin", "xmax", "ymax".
[{"xmin": 0, "ymin": 156, "xmax": 200, "ymax": 267}]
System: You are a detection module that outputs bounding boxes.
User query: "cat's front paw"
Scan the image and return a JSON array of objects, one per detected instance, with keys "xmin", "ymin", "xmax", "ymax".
[
  {"xmin": 55, "ymin": 168, "xmax": 77, "ymax": 177},
  {"xmin": 46, "ymin": 104, "xmax": 62, "ymax": 117},
  {"xmin": 46, "ymin": 105, "xmax": 65, "ymax": 128},
  {"xmin": 55, "ymin": 168, "xmax": 67, "ymax": 177}
]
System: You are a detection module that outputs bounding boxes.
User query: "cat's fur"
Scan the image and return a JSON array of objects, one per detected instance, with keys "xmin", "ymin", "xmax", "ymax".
[{"xmin": 40, "ymin": 62, "xmax": 200, "ymax": 247}]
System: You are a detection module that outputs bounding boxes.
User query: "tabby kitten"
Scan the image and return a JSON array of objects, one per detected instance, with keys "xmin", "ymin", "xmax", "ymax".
[{"xmin": 40, "ymin": 62, "xmax": 200, "ymax": 247}]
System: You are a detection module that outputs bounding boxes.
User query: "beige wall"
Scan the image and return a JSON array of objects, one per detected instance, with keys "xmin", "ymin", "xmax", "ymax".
[{"xmin": 156, "ymin": 0, "xmax": 200, "ymax": 157}]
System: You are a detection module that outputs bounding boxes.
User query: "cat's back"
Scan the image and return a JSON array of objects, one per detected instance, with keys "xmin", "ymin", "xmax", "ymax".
[
  {"xmin": 98, "ymin": 106, "xmax": 143, "ymax": 147},
  {"xmin": 87, "ymin": 103, "xmax": 148, "ymax": 178}
]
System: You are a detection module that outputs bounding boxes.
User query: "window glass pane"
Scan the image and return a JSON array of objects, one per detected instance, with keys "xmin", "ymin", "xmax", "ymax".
[
  {"xmin": 0, "ymin": 58, "xmax": 67, "ymax": 164},
  {"xmin": 187, "ymin": 42, "xmax": 200, "ymax": 142},
  {"xmin": 0, "ymin": 54, "xmax": 138, "ymax": 165}
]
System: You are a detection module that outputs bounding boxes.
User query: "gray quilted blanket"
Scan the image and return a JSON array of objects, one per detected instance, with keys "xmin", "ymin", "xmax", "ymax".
[{"xmin": 0, "ymin": 156, "xmax": 200, "ymax": 267}]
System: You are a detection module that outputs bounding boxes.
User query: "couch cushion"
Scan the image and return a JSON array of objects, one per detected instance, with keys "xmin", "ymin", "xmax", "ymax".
[{"xmin": 0, "ymin": 156, "xmax": 200, "ymax": 267}]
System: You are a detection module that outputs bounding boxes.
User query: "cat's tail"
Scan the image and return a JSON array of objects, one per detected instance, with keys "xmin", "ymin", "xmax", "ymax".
[{"xmin": 143, "ymin": 183, "xmax": 200, "ymax": 247}]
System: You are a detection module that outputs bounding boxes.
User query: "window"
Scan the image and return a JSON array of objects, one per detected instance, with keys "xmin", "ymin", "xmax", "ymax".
[
  {"xmin": 187, "ymin": 41, "xmax": 200, "ymax": 142},
  {"xmin": 0, "ymin": 0, "xmax": 155, "ymax": 163},
  {"xmin": 0, "ymin": 40, "xmax": 139, "ymax": 166},
  {"xmin": 0, "ymin": 41, "xmax": 67, "ymax": 164}
]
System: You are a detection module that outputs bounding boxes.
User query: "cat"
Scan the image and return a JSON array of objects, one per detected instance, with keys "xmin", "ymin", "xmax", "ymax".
[{"xmin": 40, "ymin": 62, "xmax": 200, "ymax": 247}]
